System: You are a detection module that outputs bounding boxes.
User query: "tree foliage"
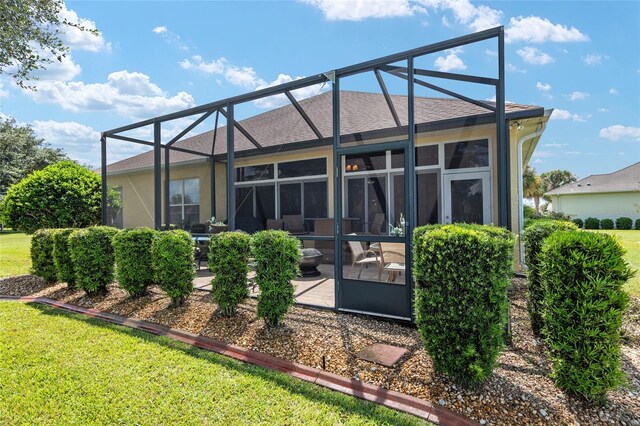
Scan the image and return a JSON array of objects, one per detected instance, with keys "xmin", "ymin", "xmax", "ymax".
[
  {"xmin": 523, "ymin": 165, "xmax": 545, "ymax": 213},
  {"xmin": 0, "ymin": 117, "xmax": 67, "ymax": 196},
  {"xmin": 0, "ymin": 160, "xmax": 120, "ymax": 233},
  {"xmin": 0, "ymin": 0, "xmax": 97, "ymax": 89}
]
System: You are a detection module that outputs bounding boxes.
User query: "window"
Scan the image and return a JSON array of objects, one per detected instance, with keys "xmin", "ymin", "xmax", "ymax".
[
  {"xmin": 236, "ymin": 164, "xmax": 274, "ymax": 181},
  {"xmin": 169, "ymin": 178, "xmax": 200, "ymax": 228},
  {"xmin": 278, "ymin": 158, "xmax": 326, "ymax": 178},
  {"xmin": 444, "ymin": 139, "xmax": 489, "ymax": 169}
]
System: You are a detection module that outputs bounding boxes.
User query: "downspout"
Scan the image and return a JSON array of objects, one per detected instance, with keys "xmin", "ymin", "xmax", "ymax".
[{"xmin": 517, "ymin": 110, "xmax": 552, "ymax": 269}]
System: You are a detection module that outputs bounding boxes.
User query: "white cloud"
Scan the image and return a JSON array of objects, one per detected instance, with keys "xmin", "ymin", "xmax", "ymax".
[
  {"xmin": 179, "ymin": 55, "xmax": 328, "ymax": 108},
  {"xmin": 517, "ymin": 47, "xmax": 553, "ymax": 65},
  {"xmin": 534, "ymin": 158, "xmax": 545, "ymax": 164},
  {"xmin": 179, "ymin": 55, "xmax": 227, "ymax": 74},
  {"xmin": 541, "ymin": 142, "xmax": 567, "ymax": 148},
  {"xmin": 151, "ymin": 26, "xmax": 189, "ymax": 51},
  {"xmin": 426, "ymin": 0, "xmax": 502, "ymax": 32},
  {"xmin": 599, "ymin": 125, "xmax": 640, "ymax": 142},
  {"xmin": 23, "ymin": 70, "xmax": 195, "ymax": 119},
  {"xmin": 551, "ymin": 109, "xmax": 585, "ymax": 122},
  {"xmin": 506, "ymin": 63, "xmax": 526, "ymax": 73},
  {"xmin": 609, "ymin": 88, "xmax": 618, "ymax": 95},
  {"xmin": 536, "ymin": 82, "xmax": 551, "ymax": 92},
  {"xmin": 582, "ymin": 53, "xmax": 608, "ymax": 66},
  {"xmin": 485, "ymin": 49, "xmax": 497, "ymax": 57},
  {"xmin": 568, "ymin": 91, "xmax": 590, "ymax": 101},
  {"xmin": 505, "ymin": 16, "xmax": 588, "ymax": 43},
  {"xmin": 434, "ymin": 49, "xmax": 467, "ymax": 72},
  {"xmin": 0, "ymin": 81, "xmax": 8, "ymax": 98},
  {"xmin": 31, "ymin": 120, "xmax": 102, "ymax": 165},
  {"xmin": 58, "ymin": 4, "xmax": 110, "ymax": 52},
  {"xmin": 441, "ymin": 16, "xmax": 451, "ymax": 27},
  {"xmin": 301, "ymin": 0, "xmax": 418, "ymax": 21},
  {"xmin": 597, "ymin": 107, "xmax": 609, "ymax": 112}
]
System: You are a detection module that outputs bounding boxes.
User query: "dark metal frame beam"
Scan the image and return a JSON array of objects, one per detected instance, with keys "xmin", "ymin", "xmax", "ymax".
[
  {"xmin": 218, "ymin": 108, "xmax": 263, "ymax": 150},
  {"xmin": 166, "ymin": 109, "xmax": 215, "ymax": 147},
  {"xmin": 374, "ymin": 69, "xmax": 401, "ymax": 128},
  {"xmin": 284, "ymin": 91, "xmax": 325, "ymax": 142}
]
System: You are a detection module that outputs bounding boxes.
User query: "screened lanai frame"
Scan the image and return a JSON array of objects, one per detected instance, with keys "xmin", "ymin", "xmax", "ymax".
[{"xmin": 101, "ymin": 26, "xmax": 508, "ymax": 320}]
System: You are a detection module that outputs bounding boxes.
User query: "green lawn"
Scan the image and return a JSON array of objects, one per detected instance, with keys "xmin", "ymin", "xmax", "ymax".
[
  {"xmin": 0, "ymin": 302, "xmax": 429, "ymax": 426},
  {"xmin": 589, "ymin": 229, "xmax": 640, "ymax": 297},
  {"xmin": 0, "ymin": 232, "xmax": 31, "ymax": 278}
]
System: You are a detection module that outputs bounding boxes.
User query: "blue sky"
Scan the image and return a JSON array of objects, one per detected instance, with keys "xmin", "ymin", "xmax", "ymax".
[{"xmin": 1, "ymin": 0, "xmax": 638, "ymax": 178}]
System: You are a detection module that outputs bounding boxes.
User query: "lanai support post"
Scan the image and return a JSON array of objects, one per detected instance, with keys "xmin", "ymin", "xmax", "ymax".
[
  {"xmin": 153, "ymin": 121, "xmax": 162, "ymax": 230},
  {"xmin": 496, "ymin": 27, "xmax": 508, "ymax": 228},
  {"xmin": 406, "ymin": 57, "xmax": 416, "ymax": 321},
  {"xmin": 226, "ymin": 104, "xmax": 235, "ymax": 230},
  {"xmin": 100, "ymin": 134, "xmax": 107, "ymax": 225},
  {"xmin": 164, "ymin": 147, "xmax": 170, "ymax": 228}
]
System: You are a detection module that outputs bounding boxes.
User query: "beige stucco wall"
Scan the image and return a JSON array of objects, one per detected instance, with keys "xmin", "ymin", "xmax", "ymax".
[
  {"xmin": 108, "ymin": 123, "xmax": 529, "ymax": 235},
  {"xmin": 549, "ymin": 192, "xmax": 640, "ymax": 221}
]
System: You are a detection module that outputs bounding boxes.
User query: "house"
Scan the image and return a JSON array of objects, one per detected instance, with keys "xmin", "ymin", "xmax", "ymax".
[
  {"xmin": 102, "ymin": 27, "xmax": 551, "ymax": 320},
  {"xmin": 545, "ymin": 161, "xmax": 640, "ymax": 221}
]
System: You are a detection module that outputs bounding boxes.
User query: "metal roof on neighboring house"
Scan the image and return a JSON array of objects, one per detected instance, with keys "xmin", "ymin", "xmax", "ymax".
[
  {"xmin": 105, "ymin": 91, "xmax": 543, "ymax": 174},
  {"xmin": 546, "ymin": 161, "xmax": 640, "ymax": 196}
]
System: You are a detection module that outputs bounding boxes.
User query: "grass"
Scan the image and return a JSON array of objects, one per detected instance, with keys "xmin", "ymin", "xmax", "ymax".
[
  {"xmin": 0, "ymin": 231, "xmax": 31, "ymax": 278},
  {"xmin": 0, "ymin": 302, "xmax": 430, "ymax": 426},
  {"xmin": 589, "ymin": 229, "xmax": 640, "ymax": 297}
]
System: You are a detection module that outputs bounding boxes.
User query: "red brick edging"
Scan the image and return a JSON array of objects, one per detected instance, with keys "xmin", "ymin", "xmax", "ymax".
[{"xmin": 0, "ymin": 295, "xmax": 476, "ymax": 425}]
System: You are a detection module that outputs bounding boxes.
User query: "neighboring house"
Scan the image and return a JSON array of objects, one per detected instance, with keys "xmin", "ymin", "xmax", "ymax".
[{"xmin": 546, "ymin": 161, "xmax": 640, "ymax": 221}]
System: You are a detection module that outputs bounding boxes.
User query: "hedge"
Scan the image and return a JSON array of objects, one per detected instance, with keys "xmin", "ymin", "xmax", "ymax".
[
  {"xmin": 68, "ymin": 226, "xmax": 119, "ymax": 294},
  {"xmin": 52, "ymin": 228, "xmax": 77, "ymax": 287},
  {"xmin": 600, "ymin": 218, "xmax": 614, "ymax": 230},
  {"xmin": 615, "ymin": 217, "xmax": 632, "ymax": 230},
  {"xmin": 30, "ymin": 229, "xmax": 57, "ymax": 284},
  {"xmin": 522, "ymin": 220, "xmax": 578, "ymax": 336},
  {"xmin": 151, "ymin": 230, "xmax": 195, "ymax": 306},
  {"xmin": 541, "ymin": 231, "xmax": 634, "ymax": 402},
  {"xmin": 208, "ymin": 232, "xmax": 252, "ymax": 316},
  {"xmin": 413, "ymin": 224, "xmax": 515, "ymax": 384},
  {"xmin": 571, "ymin": 218, "xmax": 583, "ymax": 229},
  {"xmin": 252, "ymin": 230, "xmax": 301, "ymax": 326},
  {"xmin": 113, "ymin": 228, "xmax": 157, "ymax": 297},
  {"xmin": 584, "ymin": 217, "xmax": 600, "ymax": 229}
]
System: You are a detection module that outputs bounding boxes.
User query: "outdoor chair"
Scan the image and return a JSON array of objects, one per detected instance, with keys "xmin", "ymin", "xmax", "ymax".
[
  {"xmin": 347, "ymin": 238, "xmax": 382, "ymax": 279},
  {"xmin": 283, "ymin": 214, "xmax": 306, "ymax": 234},
  {"xmin": 379, "ymin": 242, "xmax": 406, "ymax": 282},
  {"xmin": 190, "ymin": 223, "xmax": 207, "ymax": 234},
  {"xmin": 266, "ymin": 219, "xmax": 284, "ymax": 230}
]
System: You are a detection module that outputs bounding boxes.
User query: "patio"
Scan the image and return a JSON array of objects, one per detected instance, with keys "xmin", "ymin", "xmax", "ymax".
[{"xmin": 193, "ymin": 258, "xmax": 407, "ymax": 309}]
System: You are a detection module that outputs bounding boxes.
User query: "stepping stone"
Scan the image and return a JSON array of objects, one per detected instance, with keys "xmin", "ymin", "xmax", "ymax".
[{"xmin": 356, "ymin": 343, "xmax": 408, "ymax": 367}]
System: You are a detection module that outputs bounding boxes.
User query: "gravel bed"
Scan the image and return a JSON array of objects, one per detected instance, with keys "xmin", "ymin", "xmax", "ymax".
[{"xmin": 1, "ymin": 275, "xmax": 639, "ymax": 425}]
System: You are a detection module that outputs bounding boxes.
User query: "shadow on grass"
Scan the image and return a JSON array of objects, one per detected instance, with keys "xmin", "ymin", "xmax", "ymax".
[{"xmin": 24, "ymin": 302, "xmax": 429, "ymax": 426}]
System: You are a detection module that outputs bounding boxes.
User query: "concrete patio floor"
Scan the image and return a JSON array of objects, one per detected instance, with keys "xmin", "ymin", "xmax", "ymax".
[{"xmin": 193, "ymin": 262, "xmax": 405, "ymax": 309}]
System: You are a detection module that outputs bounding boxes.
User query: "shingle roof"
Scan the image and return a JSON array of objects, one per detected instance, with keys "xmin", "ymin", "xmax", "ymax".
[
  {"xmin": 106, "ymin": 91, "xmax": 542, "ymax": 173},
  {"xmin": 546, "ymin": 161, "xmax": 640, "ymax": 196}
]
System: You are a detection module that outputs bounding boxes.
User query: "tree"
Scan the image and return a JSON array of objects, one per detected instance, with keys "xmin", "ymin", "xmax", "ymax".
[
  {"xmin": 523, "ymin": 165, "xmax": 545, "ymax": 214},
  {"xmin": 0, "ymin": 117, "xmax": 68, "ymax": 196},
  {"xmin": 0, "ymin": 0, "xmax": 97, "ymax": 89},
  {"xmin": 0, "ymin": 160, "xmax": 120, "ymax": 233},
  {"xmin": 540, "ymin": 169, "xmax": 577, "ymax": 202}
]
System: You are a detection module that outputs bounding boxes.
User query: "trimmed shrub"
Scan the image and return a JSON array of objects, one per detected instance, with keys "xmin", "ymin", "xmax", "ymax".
[
  {"xmin": 252, "ymin": 230, "xmax": 301, "ymax": 326},
  {"xmin": 584, "ymin": 217, "xmax": 600, "ymax": 229},
  {"xmin": 600, "ymin": 218, "xmax": 614, "ymax": 230},
  {"xmin": 113, "ymin": 228, "xmax": 156, "ymax": 297},
  {"xmin": 30, "ymin": 229, "xmax": 57, "ymax": 284},
  {"xmin": 572, "ymin": 218, "xmax": 584, "ymax": 229},
  {"xmin": 0, "ymin": 161, "xmax": 121, "ymax": 233},
  {"xmin": 615, "ymin": 217, "xmax": 632, "ymax": 230},
  {"xmin": 413, "ymin": 224, "xmax": 515, "ymax": 384},
  {"xmin": 541, "ymin": 231, "xmax": 634, "ymax": 402},
  {"xmin": 68, "ymin": 226, "xmax": 119, "ymax": 295},
  {"xmin": 208, "ymin": 232, "xmax": 252, "ymax": 316},
  {"xmin": 151, "ymin": 230, "xmax": 195, "ymax": 306},
  {"xmin": 523, "ymin": 220, "xmax": 578, "ymax": 336},
  {"xmin": 52, "ymin": 228, "xmax": 77, "ymax": 287},
  {"xmin": 636, "ymin": 219, "xmax": 640, "ymax": 230}
]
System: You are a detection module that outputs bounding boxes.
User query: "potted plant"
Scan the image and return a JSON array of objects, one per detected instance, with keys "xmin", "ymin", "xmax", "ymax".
[{"xmin": 206, "ymin": 216, "xmax": 227, "ymax": 234}]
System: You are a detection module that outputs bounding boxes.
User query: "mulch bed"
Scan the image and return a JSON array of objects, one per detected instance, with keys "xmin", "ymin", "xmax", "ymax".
[{"xmin": 1, "ymin": 275, "xmax": 639, "ymax": 425}]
